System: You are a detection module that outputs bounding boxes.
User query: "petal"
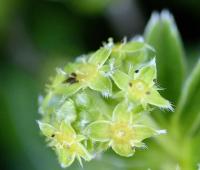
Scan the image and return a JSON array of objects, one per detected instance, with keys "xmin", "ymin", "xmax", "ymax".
[
  {"xmin": 113, "ymin": 91, "xmax": 124, "ymax": 99},
  {"xmin": 132, "ymin": 125, "xmax": 157, "ymax": 142},
  {"xmin": 60, "ymin": 121, "xmax": 76, "ymax": 137},
  {"xmin": 112, "ymin": 102, "xmax": 132, "ymax": 124},
  {"xmin": 120, "ymin": 41, "xmax": 146, "ymax": 53},
  {"xmin": 75, "ymin": 92, "xmax": 90, "ymax": 108},
  {"xmin": 112, "ymin": 142, "xmax": 135, "ymax": 157},
  {"xmin": 145, "ymin": 88, "xmax": 173, "ymax": 110},
  {"xmin": 55, "ymin": 83, "xmax": 83, "ymax": 97},
  {"xmin": 76, "ymin": 135, "xmax": 86, "ymax": 142},
  {"xmin": 134, "ymin": 58, "xmax": 157, "ymax": 86},
  {"xmin": 76, "ymin": 143, "xmax": 92, "ymax": 161},
  {"xmin": 64, "ymin": 62, "xmax": 80, "ymax": 73},
  {"xmin": 38, "ymin": 121, "xmax": 56, "ymax": 138},
  {"xmin": 89, "ymin": 47, "xmax": 111, "ymax": 67},
  {"xmin": 86, "ymin": 121, "xmax": 111, "ymax": 142},
  {"xmin": 89, "ymin": 73, "xmax": 112, "ymax": 96},
  {"xmin": 56, "ymin": 147, "xmax": 75, "ymax": 168},
  {"xmin": 40, "ymin": 92, "xmax": 62, "ymax": 115},
  {"xmin": 111, "ymin": 70, "xmax": 130, "ymax": 90},
  {"xmin": 51, "ymin": 68, "xmax": 66, "ymax": 88},
  {"xmin": 56, "ymin": 99, "xmax": 77, "ymax": 122}
]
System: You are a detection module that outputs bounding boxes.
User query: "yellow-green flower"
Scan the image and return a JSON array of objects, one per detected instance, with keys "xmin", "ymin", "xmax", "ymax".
[
  {"xmin": 109, "ymin": 40, "xmax": 154, "ymax": 71},
  {"xmin": 53, "ymin": 46, "xmax": 113, "ymax": 97},
  {"xmin": 86, "ymin": 102, "xmax": 162, "ymax": 157},
  {"xmin": 38, "ymin": 121, "xmax": 91, "ymax": 167},
  {"xmin": 112, "ymin": 58, "xmax": 172, "ymax": 110}
]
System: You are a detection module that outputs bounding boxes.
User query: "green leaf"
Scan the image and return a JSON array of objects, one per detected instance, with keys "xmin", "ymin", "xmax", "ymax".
[
  {"xmin": 144, "ymin": 10, "xmax": 186, "ymax": 104},
  {"xmin": 174, "ymin": 60, "xmax": 200, "ymax": 135},
  {"xmin": 89, "ymin": 47, "xmax": 111, "ymax": 67},
  {"xmin": 112, "ymin": 142, "xmax": 135, "ymax": 157},
  {"xmin": 87, "ymin": 121, "xmax": 111, "ymax": 142}
]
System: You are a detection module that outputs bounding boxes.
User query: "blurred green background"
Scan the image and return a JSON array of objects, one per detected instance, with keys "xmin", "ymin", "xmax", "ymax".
[{"xmin": 0, "ymin": 0, "xmax": 200, "ymax": 170}]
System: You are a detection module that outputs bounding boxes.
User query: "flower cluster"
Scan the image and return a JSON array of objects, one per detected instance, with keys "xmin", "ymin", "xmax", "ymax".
[{"xmin": 38, "ymin": 38, "xmax": 172, "ymax": 168}]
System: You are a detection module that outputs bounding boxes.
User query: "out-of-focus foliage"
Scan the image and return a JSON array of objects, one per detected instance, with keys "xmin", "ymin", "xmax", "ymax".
[
  {"xmin": 144, "ymin": 10, "xmax": 186, "ymax": 105},
  {"xmin": 67, "ymin": 0, "xmax": 113, "ymax": 15},
  {"xmin": 0, "ymin": 0, "xmax": 200, "ymax": 170}
]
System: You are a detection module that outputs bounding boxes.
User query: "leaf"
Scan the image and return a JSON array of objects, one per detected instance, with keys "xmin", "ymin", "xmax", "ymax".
[
  {"xmin": 174, "ymin": 60, "xmax": 200, "ymax": 135},
  {"xmin": 86, "ymin": 121, "xmax": 111, "ymax": 142},
  {"xmin": 144, "ymin": 10, "xmax": 186, "ymax": 104}
]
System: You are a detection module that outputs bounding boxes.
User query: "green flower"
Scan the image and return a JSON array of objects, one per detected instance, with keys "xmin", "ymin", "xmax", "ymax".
[
  {"xmin": 54, "ymin": 46, "xmax": 112, "ymax": 97},
  {"xmin": 112, "ymin": 58, "xmax": 172, "ymax": 110},
  {"xmin": 38, "ymin": 121, "xmax": 91, "ymax": 167},
  {"xmin": 86, "ymin": 102, "xmax": 163, "ymax": 157},
  {"xmin": 109, "ymin": 40, "xmax": 154, "ymax": 71}
]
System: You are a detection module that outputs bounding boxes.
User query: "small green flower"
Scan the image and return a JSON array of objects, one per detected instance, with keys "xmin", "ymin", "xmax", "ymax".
[
  {"xmin": 109, "ymin": 40, "xmax": 154, "ymax": 71},
  {"xmin": 112, "ymin": 58, "xmax": 172, "ymax": 110},
  {"xmin": 38, "ymin": 121, "xmax": 91, "ymax": 167},
  {"xmin": 54, "ymin": 46, "xmax": 112, "ymax": 97},
  {"xmin": 86, "ymin": 102, "xmax": 162, "ymax": 157}
]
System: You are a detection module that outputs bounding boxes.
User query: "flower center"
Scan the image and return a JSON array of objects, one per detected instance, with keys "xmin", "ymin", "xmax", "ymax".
[
  {"xmin": 54, "ymin": 132, "xmax": 76, "ymax": 145},
  {"xmin": 128, "ymin": 80, "xmax": 149, "ymax": 100},
  {"xmin": 76, "ymin": 64, "xmax": 98, "ymax": 83},
  {"xmin": 111, "ymin": 123, "xmax": 134, "ymax": 144}
]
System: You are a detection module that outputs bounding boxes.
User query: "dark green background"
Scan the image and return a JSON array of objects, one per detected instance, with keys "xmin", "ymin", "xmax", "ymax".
[{"xmin": 0, "ymin": 0, "xmax": 200, "ymax": 170}]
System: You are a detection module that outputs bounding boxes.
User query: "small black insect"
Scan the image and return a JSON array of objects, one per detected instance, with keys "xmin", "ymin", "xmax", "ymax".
[
  {"xmin": 63, "ymin": 72, "xmax": 79, "ymax": 84},
  {"xmin": 65, "ymin": 77, "xmax": 79, "ymax": 84},
  {"xmin": 71, "ymin": 72, "xmax": 77, "ymax": 77},
  {"xmin": 129, "ymin": 82, "xmax": 132, "ymax": 87},
  {"xmin": 135, "ymin": 69, "xmax": 139, "ymax": 73},
  {"xmin": 51, "ymin": 134, "xmax": 55, "ymax": 138}
]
